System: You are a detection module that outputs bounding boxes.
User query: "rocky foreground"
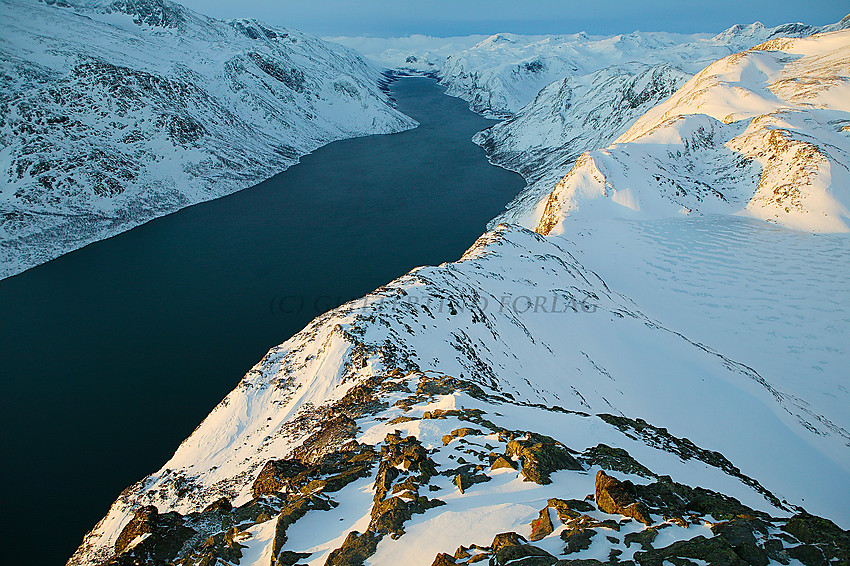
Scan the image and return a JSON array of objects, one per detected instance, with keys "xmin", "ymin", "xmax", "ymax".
[{"xmin": 81, "ymin": 369, "xmax": 848, "ymax": 565}]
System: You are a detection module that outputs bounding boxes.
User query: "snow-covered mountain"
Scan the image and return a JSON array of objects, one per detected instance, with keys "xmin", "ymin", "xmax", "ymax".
[
  {"xmin": 451, "ymin": 19, "xmax": 850, "ymax": 228},
  {"xmin": 327, "ymin": 35, "xmax": 488, "ymax": 77},
  {"xmin": 439, "ymin": 21, "xmax": 849, "ymax": 118},
  {"xmin": 69, "ymin": 25, "xmax": 850, "ymax": 566},
  {"xmin": 0, "ymin": 0, "xmax": 416, "ymax": 279},
  {"xmin": 535, "ymin": 29, "xmax": 850, "ymax": 233},
  {"xmin": 69, "ymin": 223, "xmax": 850, "ymax": 566}
]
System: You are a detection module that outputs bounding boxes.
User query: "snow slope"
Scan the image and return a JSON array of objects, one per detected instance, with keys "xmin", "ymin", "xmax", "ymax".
[
  {"xmin": 467, "ymin": 18, "xmax": 850, "ymax": 228},
  {"xmin": 536, "ymin": 29, "xmax": 850, "ymax": 233},
  {"xmin": 0, "ymin": 0, "xmax": 416, "ymax": 279},
  {"xmin": 69, "ymin": 222, "xmax": 850, "ymax": 565}
]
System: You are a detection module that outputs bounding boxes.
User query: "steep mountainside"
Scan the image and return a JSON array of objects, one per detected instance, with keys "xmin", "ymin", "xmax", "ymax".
[
  {"xmin": 0, "ymin": 0, "xmax": 415, "ymax": 279},
  {"xmin": 535, "ymin": 30, "xmax": 850, "ymax": 233},
  {"xmin": 69, "ymin": 223, "xmax": 850, "ymax": 566},
  {"xmin": 464, "ymin": 19, "xmax": 850, "ymax": 227},
  {"xmin": 476, "ymin": 63, "xmax": 689, "ymax": 227},
  {"xmin": 70, "ymin": 29, "xmax": 850, "ymax": 566}
]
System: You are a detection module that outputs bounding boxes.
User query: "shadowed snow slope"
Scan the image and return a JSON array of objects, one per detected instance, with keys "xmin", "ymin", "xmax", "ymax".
[{"xmin": 0, "ymin": 0, "xmax": 415, "ymax": 279}]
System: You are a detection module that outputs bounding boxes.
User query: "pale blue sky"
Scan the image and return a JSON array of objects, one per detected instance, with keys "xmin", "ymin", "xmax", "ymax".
[{"xmin": 178, "ymin": 0, "xmax": 848, "ymax": 37}]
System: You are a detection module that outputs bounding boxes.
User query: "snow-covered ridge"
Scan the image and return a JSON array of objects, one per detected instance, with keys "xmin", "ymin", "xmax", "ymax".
[
  {"xmin": 536, "ymin": 29, "xmax": 850, "ymax": 234},
  {"xmin": 0, "ymin": 0, "xmax": 416, "ymax": 279},
  {"xmin": 448, "ymin": 18, "xmax": 848, "ymax": 228},
  {"xmin": 438, "ymin": 21, "xmax": 847, "ymax": 118},
  {"xmin": 69, "ymin": 221, "xmax": 850, "ymax": 565}
]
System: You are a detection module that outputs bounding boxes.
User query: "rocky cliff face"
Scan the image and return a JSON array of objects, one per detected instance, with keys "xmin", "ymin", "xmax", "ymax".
[{"xmin": 0, "ymin": 0, "xmax": 416, "ymax": 279}]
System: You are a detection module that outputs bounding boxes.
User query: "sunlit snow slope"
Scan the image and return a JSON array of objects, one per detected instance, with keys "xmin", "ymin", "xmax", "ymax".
[{"xmin": 536, "ymin": 30, "xmax": 850, "ymax": 233}]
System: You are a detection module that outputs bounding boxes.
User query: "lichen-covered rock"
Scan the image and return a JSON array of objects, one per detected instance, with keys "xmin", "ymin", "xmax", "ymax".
[
  {"xmin": 507, "ymin": 433, "xmax": 582, "ymax": 484},
  {"xmin": 186, "ymin": 526, "xmax": 248, "ymax": 566},
  {"xmin": 581, "ymin": 444, "xmax": 654, "ymax": 478},
  {"xmin": 325, "ymin": 530, "xmax": 381, "ymax": 566},
  {"xmin": 252, "ymin": 459, "xmax": 309, "ymax": 498},
  {"xmin": 450, "ymin": 464, "xmax": 491, "ymax": 494},
  {"xmin": 492, "ymin": 532, "xmax": 527, "ymax": 550},
  {"xmin": 488, "ymin": 531, "xmax": 558, "ymax": 566},
  {"xmin": 782, "ymin": 512, "xmax": 850, "ymax": 563},
  {"xmin": 114, "ymin": 506, "xmax": 159, "ymax": 554},
  {"xmin": 274, "ymin": 549, "xmax": 312, "ymax": 566},
  {"xmin": 292, "ymin": 414, "xmax": 359, "ymax": 464},
  {"xmin": 323, "ymin": 432, "xmax": 444, "ymax": 566},
  {"xmin": 547, "ymin": 498, "xmax": 595, "ymax": 522},
  {"xmin": 625, "ymin": 527, "xmax": 659, "ymax": 552},
  {"xmin": 634, "ymin": 535, "xmax": 747, "ymax": 566},
  {"xmin": 110, "ymin": 505, "xmax": 196, "ymax": 565},
  {"xmin": 711, "ymin": 517, "xmax": 770, "ymax": 566},
  {"xmin": 786, "ymin": 544, "xmax": 829, "ymax": 566},
  {"xmin": 529, "ymin": 507, "xmax": 554, "ymax": 541},
  {"xmin": 442, "ymin": 427, "xmax": 483, "ymax": 445},
  {"xmin": 562, "ymin": 527, "xmax": 597, "ymax": 554},
  {"xmin": 595, "ymin": 471, "xmax": 652, "ymax": 525},
  {"xmin": 491, "ymin": 455, "xmax": 518, "ymax": 471}
]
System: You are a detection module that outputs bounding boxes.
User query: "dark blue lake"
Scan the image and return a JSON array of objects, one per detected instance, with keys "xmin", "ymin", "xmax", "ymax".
[{"xmin": 0, "ymin": 77, "xmax": 525, "ymax": 564}]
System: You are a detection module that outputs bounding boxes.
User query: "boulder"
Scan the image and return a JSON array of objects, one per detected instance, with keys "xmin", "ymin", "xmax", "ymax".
[
  {"xmin": 506, "ymin": 433, "xmax": 582, "ymax": 484},
  {"xmin": 492, "ymin": 532, "xmax": 527, "ymax": 550},
  {"xmin": 634, "ymin": 535, "xmax": 748, "ymax": 566},
  {"xmin": 491, "ymin": 456, "xmax": 517, "ymax": 471},
  {"xmin": 624, "ymin": 527, "xmax": 658, "ymax": 551},
  {"xmin": 561, "ymin": 527, "xmax": 597, "ymax": 554},
  {"xmin": 442, "ymin": 427, "xmax": 483, "ymax": 445},
  {"xmin": 547, "ymin": 498, "xmax": 594, "ymax": 522},
  {"xmin": 595, "ymin": 470, "xmax": 652, "ymax": 525},
  {"xmin": 712, "ymin": 518, "xmax": 770, "ymax": 566},
  {"xmin": 490, "ymin": 532, "xmax": 557, "ymax": 566},
  {"xmin": 529, "ymin": 507, "xmax": 554, "ymax": 541}
]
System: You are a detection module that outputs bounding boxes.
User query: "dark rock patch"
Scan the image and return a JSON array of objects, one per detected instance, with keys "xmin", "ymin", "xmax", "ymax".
[
  {"xmin": 530, "ymin": 507, "xmax": 555, "ymax": 541},
  {"xmin": 595, "ymin": 471, "xmax": 652, "ymax": 525},
  {"xmin": 506, "ymin": 432, "xmax": 582, "ymax": 484}
]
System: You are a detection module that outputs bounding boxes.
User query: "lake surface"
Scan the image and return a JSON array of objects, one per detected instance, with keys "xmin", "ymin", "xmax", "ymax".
[{"xmin": 0, "ymin": 77, "xmax": 525, "ymax": 564}]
